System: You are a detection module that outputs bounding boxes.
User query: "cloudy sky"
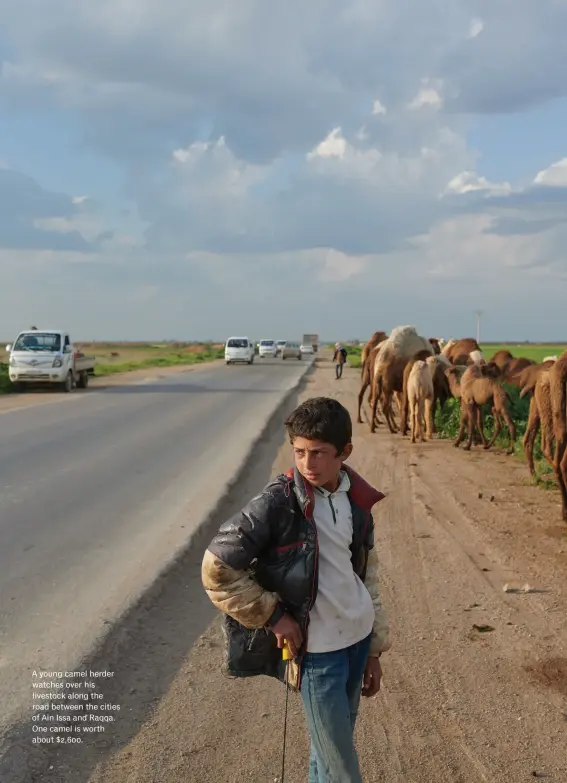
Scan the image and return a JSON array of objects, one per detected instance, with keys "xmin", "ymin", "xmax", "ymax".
[{"xmin": 1, "ymin": 0, "xmax": 567, "ymax": 342}]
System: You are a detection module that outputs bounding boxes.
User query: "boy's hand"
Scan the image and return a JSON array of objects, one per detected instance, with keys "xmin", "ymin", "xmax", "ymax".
[
  {"xmin": 362, "ymin": 656, "xmax": 382, "ymax": 698},
  {"xmin": 270, "ymin": 613, "xmax": 303, "ymax": 658}
]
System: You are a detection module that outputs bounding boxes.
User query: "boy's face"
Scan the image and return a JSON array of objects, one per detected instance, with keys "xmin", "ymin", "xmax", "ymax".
[{"xmin": 291, "ymin": 437, "xmax": 353, "ymax": 492}]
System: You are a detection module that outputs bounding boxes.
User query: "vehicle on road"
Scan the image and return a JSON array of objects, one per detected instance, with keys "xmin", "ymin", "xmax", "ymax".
[
  {"xmin": 302, "ymin": 333, "xmax": 319, "ymax": 353},
  {"xmin": 281, "ymin": 341, "xmax": 302, "ymax": 360},
  {"xmin": 300, "ymin": 343, "xmax": 314, "ymax": 357},
  {"xmin": 6, "ymin": 329, "xmax": 95, "ymax": 392},
  {"xmin": 276, "ymin": 340, "xmax": 286, "ymax": 356},
  {"xmin": 258, "ymin": 339, "xmax": 277, "ymax": 358},
  {"xmin": 225, "ymin": 337, "xmax": 254, "ymax": 365}
]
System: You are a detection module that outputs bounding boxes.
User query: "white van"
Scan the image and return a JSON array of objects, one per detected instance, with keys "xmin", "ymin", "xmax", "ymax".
[{"xmin": 225, "ymin": 337, "xmax": 254, "ymax": 365}]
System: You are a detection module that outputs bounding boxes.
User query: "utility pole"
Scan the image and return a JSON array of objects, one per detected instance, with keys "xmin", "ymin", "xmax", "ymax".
[{"xmin": 474, "ymin": 310, "xmax": 484, "ymax": 345}]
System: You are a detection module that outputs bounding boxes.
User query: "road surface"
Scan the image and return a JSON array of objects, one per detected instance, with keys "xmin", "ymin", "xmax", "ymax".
[{"xmin": 0, "ymin": 357, "xmax": 309, "ymax": 747}]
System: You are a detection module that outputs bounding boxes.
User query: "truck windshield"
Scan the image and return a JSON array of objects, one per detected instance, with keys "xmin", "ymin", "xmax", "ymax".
[{"xmin": 13, "ymin": 333, "xmax": 61, "ymax": 352}]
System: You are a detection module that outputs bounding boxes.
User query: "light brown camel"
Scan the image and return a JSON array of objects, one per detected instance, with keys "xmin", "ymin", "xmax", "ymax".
[
  {"xmin": 549, "ymin": 350, "xmax": 567, "ymax": 522},
  {"xmin": 445, "ymin": 366, "xmax": 516, "ymax": 454},
  {"xmin": 522, "ymin": 372, "xmax": 554, "ymax": 480},
  {"xmin": 360, "ymin": 331, "xmax": 387, "ymax": 377},
  {"xmin": 407, "ymin": 360, "xmax": 434, "ymax": 443},
  {"xmin": 441, "ymin": 337, "xmax": 481, "ymax": 366},
  {"xmin": 502, "ymin": 357, "xmax": 536, "ymax": 385},
  {"xmin": 399, "ymin": 350, "xmax": 443, "ymax": 436}
]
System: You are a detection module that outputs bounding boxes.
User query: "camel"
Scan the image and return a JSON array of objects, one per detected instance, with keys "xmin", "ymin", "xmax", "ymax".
[
  {"xmin": 407, "ymin": 360, "xmax": 434, "ymax": 443},
  {"xmin": 360, "ymin": 331, "xmax": 387, "ymax": 377},
  {"xmin": 549, "ymin": 350, "xmax": 567, "ymax": 522},
  {"xmin": 357, "ymin": 343, "xmax": 385, "ymax": 424},
  {"xmin": 503, "ymin": 357, "xmax": 536, "ymax": 385},
  {"xmin": 522, "ymin": 372, "xmax": 554, "ymax": 480},
  {"xmin": 441, "ymin": 338, "xmax": 482, "ymax": 366},
  {"xmin": 445, "ymin": 366, "xmax": 517, "ymax": 454},
  {"xmin": 517, "ymin": 359, "xmax": 557, "ymax": 397},
  {"xmin": 490, "ymin": 349, "xmax": 514, "ymax": 371},
  {"xmin": 428, "ymin": 338, "xmax": 441, "ymax": 355},
  {"xmin": 369, "ymin": 326, "xmax": 434, "ymax": 434},
  {"xmin": 399, "ymin": 351, "xmax": 449, "ymax": 436}
]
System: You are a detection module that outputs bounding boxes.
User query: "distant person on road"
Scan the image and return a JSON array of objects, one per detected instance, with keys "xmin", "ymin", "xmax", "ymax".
[
  {"xmin": 332, "ymin": 342, "xmax": 348, "ymax": 379},
  {"xmin": 202, "ymin": 397, "xmax": 390, "ymax": 782}
]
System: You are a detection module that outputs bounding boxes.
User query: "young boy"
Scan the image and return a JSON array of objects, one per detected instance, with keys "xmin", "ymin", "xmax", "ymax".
[{"xmin": 202, "ymin": 397, "xmax": 390, "ymax": 782}]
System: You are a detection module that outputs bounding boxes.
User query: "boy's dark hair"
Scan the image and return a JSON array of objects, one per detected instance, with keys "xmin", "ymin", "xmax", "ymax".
[{"xmin": 284, "ymin": 397, "xmax": 352, "ymax": 454}]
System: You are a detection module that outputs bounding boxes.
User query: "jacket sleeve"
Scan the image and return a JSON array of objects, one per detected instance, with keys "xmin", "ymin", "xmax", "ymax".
[
  {"xmin": 364, "ymin": 514, "xmax": 391, "ymax": 657},
  {"xmin": 201, "ymin": 491, "xmax": 280, "ymax": 629}
]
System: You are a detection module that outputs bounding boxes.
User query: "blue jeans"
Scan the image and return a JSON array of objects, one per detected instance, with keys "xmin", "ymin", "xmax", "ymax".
[
  {"xmin": 335, "ymin": 363, "xmax": 343, "ymax": 378},
  {"xmin": 300, "ymin": 634, "xmax": 371, "ymax": 782}
]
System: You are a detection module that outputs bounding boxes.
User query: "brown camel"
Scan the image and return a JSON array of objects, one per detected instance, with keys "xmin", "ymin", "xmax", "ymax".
[
  {"xmin": 503, "ymin": 357, "xmax": 536, "ymax": 385},
  {"xmin": 357, "ymin": 343, "xmax": 385, "ymax": 424},
  {"xmin": 360, "ymin": 331, "xmax": 387, "ymax": 377},
  {"xmin": 489, "ymin": 349, "xmax": 514, "ymax": 371},
  {"xmin": 428, "ymin": 338, "xmax": 441, "ymax": 355},
  {"xmin": 522, "ymin": 372, "xmax": 554, "ymax": 480},
  {"xmin": 441, "ymin": 337, "xmax": 481, "ymax": 366},
  {"xmin": 514, "ymin": 360, "xmax": 556, "ymax": 395},
  {"xmin": 370, "ymin": 355, "xmax": 409, "ymax": 434},
  {"xmin": 549, "ymin": 350, "xmax": 567, "ymax": 522},
  {"xmin": 445, "ymin": 366, "xmax": 516, "ymax": 454}
]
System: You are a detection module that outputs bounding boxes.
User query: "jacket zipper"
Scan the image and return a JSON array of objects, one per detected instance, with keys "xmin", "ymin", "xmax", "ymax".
[{"xmin": 297, "ymin": 511, "xmax": 319, "ymax": 690}]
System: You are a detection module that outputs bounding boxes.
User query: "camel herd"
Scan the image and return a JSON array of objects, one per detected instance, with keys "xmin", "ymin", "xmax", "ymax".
[{"xmin": 355, "ymin": 326, "xmax": 567, "ymax": 523}]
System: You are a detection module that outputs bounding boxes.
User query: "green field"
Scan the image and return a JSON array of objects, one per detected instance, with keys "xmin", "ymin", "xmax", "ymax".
[{"xmin": 0, "ymin": 342, "xmax": 224, "ymax": 394}]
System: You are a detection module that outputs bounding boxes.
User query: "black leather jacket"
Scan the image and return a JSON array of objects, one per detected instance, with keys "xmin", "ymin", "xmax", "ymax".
[{"xmin": 203, "ymin": 465, "xmax": 385, "ymax": 686}]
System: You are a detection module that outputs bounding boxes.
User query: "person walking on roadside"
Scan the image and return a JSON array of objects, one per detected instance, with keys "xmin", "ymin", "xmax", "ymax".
[
  {"xmin": 202, "ymin": 397, "xmax": 390, "ymax": 782},
  {"xmin": 332, "ymin": 342, "xmax": 348, "ymax": 379}
]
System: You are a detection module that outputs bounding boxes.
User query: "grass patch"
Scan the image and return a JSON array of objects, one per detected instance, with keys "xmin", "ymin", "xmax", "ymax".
[
  {"xmin": 435, "ymin": 384, "xmax": 555, "ymax": 486},
  {"xmin": 93, "ymin": 345, "xmax": 224, "ymax": 376},
  {"xmin": 0, "ymin": 362, "xmax": 11, "ymax": 394},
  {"xmin": 481, "ymin": 343, "xmax": 566, "ymax": 363}
]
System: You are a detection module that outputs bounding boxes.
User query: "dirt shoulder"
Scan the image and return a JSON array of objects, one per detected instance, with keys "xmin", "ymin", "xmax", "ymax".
[
  {"xmin": 0, "ymin": 360, "xmax": 223, "ymax": 414},
  {"xmin": 39, "ymin": 358, "xmax": 567, "ymax": 783}
]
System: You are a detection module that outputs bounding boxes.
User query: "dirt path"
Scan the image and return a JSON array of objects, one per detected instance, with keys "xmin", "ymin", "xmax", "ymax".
[{"xmin": 39, "ymin": 359, "xmax": 567, "ymax": 783}]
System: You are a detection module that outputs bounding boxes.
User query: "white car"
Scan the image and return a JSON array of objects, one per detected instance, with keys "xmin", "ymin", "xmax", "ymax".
[
  {"xmin": 300, "ymin": 343, "xmax": 314, "ymax": 357},
  {"xmin": 225, "ymin": 337, "xmax": 254, "ymax": 365},
  {"xmin": 258, "ymin": 339, "xmax": 277, "ymax": 358}
]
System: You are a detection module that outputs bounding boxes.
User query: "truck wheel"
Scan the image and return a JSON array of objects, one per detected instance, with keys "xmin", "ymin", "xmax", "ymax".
[
  {"xmin": 76, "ymin": 371, "xmax": 88, "ymax": 389},
  {"xmin": 62, "ymin": 372, "xmax": 73, "ymax": 393}
]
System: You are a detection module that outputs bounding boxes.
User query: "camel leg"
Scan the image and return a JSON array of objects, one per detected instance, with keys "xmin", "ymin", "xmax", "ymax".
[
  {"xmin": 500, "ymin": 408, "xmax": 517, "ymax": 455},
  {"xmin": 419, "ymin": 398, "xmax": 427, "ymax": 442},
  {"xmin": 523, "ymin": 397, "xmax": 541, "ymax": 478},
  {"xmin": 475, "ymin": 408, "xmax": 488, "ymax": 446},
  {"xmin": 383, "ymin": 392, "xmax": 398, "ymax": 434},
  {"xmin": 357, "ymin": 378, "xmax": 370, "ymax": 424},
  {"xmin": 454, "ymin": 400, "xmax": 468, "ymax": 448},
  {"xmin": 464, "ymin": 403, "xmax": 476, "ymax": 450},
  {"xmin": 410, "ymin": 399, "xmax": 416, "ymax": 444},
  {"xmin": 485, "ymin": 408, "xmax": 502, "ymax": 450},
  {"xmin": 425, "ymin": 398, "xmax": 434, "ymax": 440},
  {"xmin": 560, "ymin": 445, "xmax": 567, "ymax": 523}
]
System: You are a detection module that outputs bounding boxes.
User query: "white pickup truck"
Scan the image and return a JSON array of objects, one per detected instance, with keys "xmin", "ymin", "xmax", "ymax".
[{"xmin": 5, "ymin": 329, "xmax": 96, "ymax": 392}]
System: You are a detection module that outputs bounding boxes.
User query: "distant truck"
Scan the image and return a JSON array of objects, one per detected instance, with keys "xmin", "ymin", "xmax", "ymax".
[
  {"xmin": 5, "ymin": 329, "xmax": 96, "ymax": 392},
  {"xmin": 302, "ymin": 333, "xmax": 319, "ymax": 353}
]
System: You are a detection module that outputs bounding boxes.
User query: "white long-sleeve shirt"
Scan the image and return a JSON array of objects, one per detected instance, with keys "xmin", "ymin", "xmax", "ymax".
[{"xmin": 307, "ymin": 471, "xmax": 375, "ymax": 653}]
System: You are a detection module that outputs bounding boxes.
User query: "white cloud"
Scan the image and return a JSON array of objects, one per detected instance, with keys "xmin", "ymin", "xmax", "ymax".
[
  {"xmin": 307, "ymin": 128, "xmax": 348, "ymax": 160},
  {"xmin": 468, "ymin": 18, "xmax": 484, "ymax": 39},
  {"xmin": 533, "ymin": 158, "xmax": 567, "ymax": 187},
  {"xmin": 444, "ymin": 171, "xmax": 512, "ymax": 197},
  {"xmin": 371, "ymin": 99, "xmax": 387, "ymax": 115},
  {"xmin": 408, "ymin": 80, "xmax": 443, "ymax": 110}
]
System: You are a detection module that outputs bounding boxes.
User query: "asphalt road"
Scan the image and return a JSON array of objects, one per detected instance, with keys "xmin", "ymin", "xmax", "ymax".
[{"xmin": 0, "ymin": 357, "xmax": 309, "ymax": 739}]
